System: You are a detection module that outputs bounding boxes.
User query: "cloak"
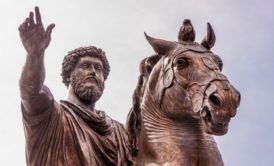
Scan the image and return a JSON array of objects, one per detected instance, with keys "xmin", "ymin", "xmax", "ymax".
[{"xmin": 22, "ymin": 100, "xmax": 132, "ymax": 166}]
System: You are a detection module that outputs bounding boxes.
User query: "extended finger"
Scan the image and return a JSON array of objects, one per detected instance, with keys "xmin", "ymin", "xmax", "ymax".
[
  {"xmin": 45, "ymin": 24, "xmax": 55, "ymax": 38},
  {"xmin": 35, "ymin": 6, "xmax": 42, "ymax": 24},
  {"xmin": 29, "ymin": 12, "xmax": 34, "ymax": 26}
]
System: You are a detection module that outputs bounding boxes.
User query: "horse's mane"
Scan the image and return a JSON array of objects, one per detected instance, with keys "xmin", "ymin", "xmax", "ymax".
[{"xmin": 126, "ymin": 54, "xmax": 162, "ymax": 156}]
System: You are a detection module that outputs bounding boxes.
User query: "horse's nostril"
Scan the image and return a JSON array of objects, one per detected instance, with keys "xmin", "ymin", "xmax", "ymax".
[{"xmin": 209, "ymin": 94, "xmax": 221, "ymax": 108}]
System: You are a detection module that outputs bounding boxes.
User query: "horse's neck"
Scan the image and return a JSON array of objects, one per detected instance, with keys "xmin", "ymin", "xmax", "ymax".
[
  {"xmin": 138, "ymin": 94, "xmax": 223, "ymax": 165},
  {"xmin": 141, "ymin": 92, "xmax": 210, "ymax": 143},
  {"xmin": 141, "ymin": 102, "xmax": 213, "ymax": 147},
  {"xmin": 143, "ymin": 112, "xmax": 206, "ymax": 141}
]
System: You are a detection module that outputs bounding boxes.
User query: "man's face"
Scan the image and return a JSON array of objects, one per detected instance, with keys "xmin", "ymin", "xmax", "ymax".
[{"xmin": 70, "ymin": 56, "xmax": 105, "ymax": 102}]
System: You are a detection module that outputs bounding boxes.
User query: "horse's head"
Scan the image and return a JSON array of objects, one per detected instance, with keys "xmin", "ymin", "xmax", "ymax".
[{"xmin": 142, "ymin": 23, "xmax": 241, "ymax": 136}]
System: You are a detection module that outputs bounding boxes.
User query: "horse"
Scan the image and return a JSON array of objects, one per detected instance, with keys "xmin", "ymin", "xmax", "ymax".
[{"xmin": 126, "ymin": 22, "xmax": 241, "ymax": 166}]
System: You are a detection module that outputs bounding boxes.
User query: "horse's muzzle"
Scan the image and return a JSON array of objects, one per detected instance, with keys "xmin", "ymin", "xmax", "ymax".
[{"xmin": 201, "ymin": 80, "xmax": 241, "ymax": 135}]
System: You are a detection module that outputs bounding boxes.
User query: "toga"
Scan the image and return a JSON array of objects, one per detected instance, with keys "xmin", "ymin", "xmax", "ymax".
[{"xmin": 21, "ymin": 98, "xmax": 132, "ymax": 166}]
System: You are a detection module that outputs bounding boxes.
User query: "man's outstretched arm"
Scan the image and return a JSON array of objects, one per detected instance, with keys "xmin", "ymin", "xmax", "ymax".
[{"xmin": 19, "ymin": 7, "xmax": 55, "ymax": 113}]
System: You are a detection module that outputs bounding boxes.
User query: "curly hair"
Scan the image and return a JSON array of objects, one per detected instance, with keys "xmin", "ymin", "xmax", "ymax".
[{"xmin": 61, "ymin": 46, "xmax": 110, "ymax": 87}]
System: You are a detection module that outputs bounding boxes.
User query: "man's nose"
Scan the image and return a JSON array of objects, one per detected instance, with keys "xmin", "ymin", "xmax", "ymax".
[{"xmin": 88, "ymin": 66, "xmax": 96, "ymax": 76}]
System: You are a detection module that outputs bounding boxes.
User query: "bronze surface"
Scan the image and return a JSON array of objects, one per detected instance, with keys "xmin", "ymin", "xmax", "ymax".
[
  {"xmin": 127, "ymin": 20, "xmax": 240, "ymax": 166},
  {"xmin": 19, "ymin": 7, "xmax": 132, "ymax": 166},
  {"xmin": 19, "ymin": 6, "xmax": 240, "ymax": 166}
]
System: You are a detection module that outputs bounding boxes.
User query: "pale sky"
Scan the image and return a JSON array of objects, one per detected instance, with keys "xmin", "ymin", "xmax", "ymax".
[{"xmin": 0, "ymin": 0, "xmax": 273, "ymax": 165}]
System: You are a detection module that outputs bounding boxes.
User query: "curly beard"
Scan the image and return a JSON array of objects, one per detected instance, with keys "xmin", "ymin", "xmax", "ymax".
[{"xmin": 71, "ymin": 73, "xmax": 105, "ymax": 102}]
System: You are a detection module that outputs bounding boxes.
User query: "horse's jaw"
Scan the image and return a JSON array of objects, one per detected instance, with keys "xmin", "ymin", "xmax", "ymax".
[{"xmin": 201, "ymin": 106, "xmax": 229, "ymax": 135}]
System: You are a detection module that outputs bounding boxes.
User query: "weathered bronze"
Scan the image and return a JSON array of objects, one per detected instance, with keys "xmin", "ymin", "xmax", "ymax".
[
  {"xmin": 127, "ymin": 21, "xmax": 241, "ymax": 165},
  {"xmin": 178, "ymin": 19, "xmax": 196, "ymax": 42},
  {"xmin": 19, "ymin": 7, "xmax": 132, "ymax": 166},
  {"xmin": 19, "ymin": 6, "xmax": 240, "ymax": 166}
]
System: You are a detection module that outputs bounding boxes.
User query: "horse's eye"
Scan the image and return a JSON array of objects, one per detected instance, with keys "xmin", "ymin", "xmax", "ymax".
[{"xmin": 176, "ymin": 58, "xmax": 189, "ymax": 69}]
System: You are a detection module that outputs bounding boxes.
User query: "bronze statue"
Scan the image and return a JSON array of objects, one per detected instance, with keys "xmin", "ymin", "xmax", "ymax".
[
  {"xmin": 127, "ymin": 22, "xmax": 241, "ymax": 165},
  {"xmin": 19, "ymin": 7, "xmax": 132, "ymax": 166}
]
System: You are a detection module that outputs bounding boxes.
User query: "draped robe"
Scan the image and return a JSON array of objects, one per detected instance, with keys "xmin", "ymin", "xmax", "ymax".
[{"xmin": 22, "ymin": 100, "xmax": 132, "ymax": 166}]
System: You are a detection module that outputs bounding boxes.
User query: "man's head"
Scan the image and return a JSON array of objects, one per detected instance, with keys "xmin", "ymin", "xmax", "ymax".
[{"xmin": 61, "ymin": 46, "xmax": 110, "ymax": 102}]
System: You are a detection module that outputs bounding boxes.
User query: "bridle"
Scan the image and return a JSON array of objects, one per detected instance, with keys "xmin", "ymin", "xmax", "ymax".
[{"xmin": 158, "ymin": 45, "xmax": 229, "ymax": 115}]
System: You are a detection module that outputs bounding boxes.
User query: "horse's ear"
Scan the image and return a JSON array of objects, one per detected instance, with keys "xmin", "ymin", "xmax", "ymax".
[
  {"xmin": 200, "ymin": 23, "xmax": 216, "ymax": 50},
  {"xmin": 144, "ymin": 32, "xmax": 176, "ymax": 55}
]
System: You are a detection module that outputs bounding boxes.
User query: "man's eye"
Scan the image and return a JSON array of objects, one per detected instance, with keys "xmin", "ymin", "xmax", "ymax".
[
  {"xmin": 81, "ymin": 64, "xmax": 89, "ymax": 69},
  {"xmin": 95, "ymin": 65, "xmax": 102, "ymax": 71},
  {"xmin": 176, "ymin": 58, "xmax": 189, "ymax": 69}
]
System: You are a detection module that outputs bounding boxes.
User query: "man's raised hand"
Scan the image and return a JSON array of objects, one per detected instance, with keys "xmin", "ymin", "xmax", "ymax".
[{"xmin": 19, "ymin": 6, "xmax": 55, "ymax": 56}]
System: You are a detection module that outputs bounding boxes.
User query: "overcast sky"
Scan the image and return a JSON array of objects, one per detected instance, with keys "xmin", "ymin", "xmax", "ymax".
[{"xmin": 0, "ymin": 0, "xmax": 273, "ymax": 165}]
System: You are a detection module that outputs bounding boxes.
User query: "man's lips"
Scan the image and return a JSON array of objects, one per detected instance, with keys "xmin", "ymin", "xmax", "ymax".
[{"xmin": 84, "ymin": 76, "xmax": 98, "ymax": 85}]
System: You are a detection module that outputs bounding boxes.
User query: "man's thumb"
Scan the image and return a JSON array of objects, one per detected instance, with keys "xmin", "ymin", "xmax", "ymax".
[{"xmin": 46, "ymin": 24, "xmax": 55, "ymax": 39}]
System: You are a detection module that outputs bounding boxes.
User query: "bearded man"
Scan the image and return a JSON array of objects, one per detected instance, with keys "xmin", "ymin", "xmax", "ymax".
[{"xmin": 19, "ymin": 7, "xmax": 132, "ymax": 166}]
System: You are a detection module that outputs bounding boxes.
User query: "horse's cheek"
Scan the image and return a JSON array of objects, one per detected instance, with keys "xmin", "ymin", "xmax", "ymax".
[{"xmin": 162, "ymin": 85, "xmax": 191, "ymax": 118}]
